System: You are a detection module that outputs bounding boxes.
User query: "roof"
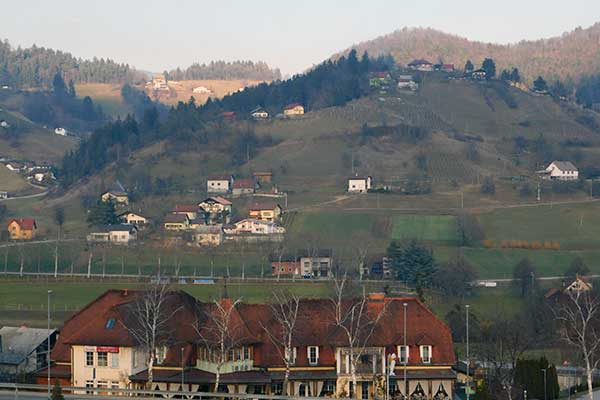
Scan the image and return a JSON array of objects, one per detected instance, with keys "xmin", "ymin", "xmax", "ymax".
[
  {"xmin": 348, "ymin": 175, "xmax": 371, "ymax": 181},
  {"xmin": 222, "ymin": 111, "xmax": 236, "ymax": 117},
  {"xmin": 250, "ymin": 107, "xmax": 268, "ymax": 114},
  {"xmin": 550, "ymin": 161, "xmax": 578, "ymax": 171},
  {"xmin": 369, "ymin": 71, "xmax": 390, "ymax": 79},
  {"xmin": 195, "ymin": 225, "xmax": 223, "ymax": 234},
  {"xmin": 105, "ymin": 180, "xmax": 128, "ymax": 196},
  {"xmin": 249, "ymin": 201, "xmax": 281, "ymax": 211},
  {"xmin": 472, "ymin": 69, "xmax": 486, "ymax": 74},
  {"xmin": 408, "ymin": 59, "xmax": 432, "ymax": 66},
  {"xmin": 91, "ymin": 224, "xmax": 137, "ymax": 233},
  {"xmin": 207, "ymin": 174, "xmax": 232, "ymax": 181},
  {"xmin": 117, "ymin": 211, "xmax": 147, "ymax": 219},
  {"xmin": 441, "ymin": 64, "xmax": 454, "ymax": 69},
  {"xmin": 7, "ymin": 218, "xmax": 37, "ymax": 230},
  {"xmin": 200, "ymin": 196, "xmax": 232, "ymax": 206},
  {"xmin": 284, "ymin": 103, "xmax": 303, "ymax": 110},
  {"xmin": 0, "ymin": 326, "xmax": 56, "ymax": 365},
  {"xmin": 164, "ymin": 214, "xmax": 189, "ymax": 223},
  {"xmin": 233, "ymin": 179, "xmax": 255, "ymax": 189},
  {"xmin": 173, "ymin": 205, "xmax": 199, "ymax": 213}
]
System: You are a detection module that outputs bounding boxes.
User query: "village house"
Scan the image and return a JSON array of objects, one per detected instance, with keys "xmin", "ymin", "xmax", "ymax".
[
  {"xmin": 172, "ymin": 205, "xmax": 200, "ymax": 220},
  {"xmin": 397, "ymin": 75, "xmax": 418, "ymax": 90},
  {"xmin": 192, "ymin": 86, "xmax": 212, "ymax": 94},
  {"xmin": 54, "ymin": 127, "xmax": 67, "ymax": 136},
  {"xmin": 224, "ymin": 218, "xmax": 286, "ymax": 236},
  {"xmin": 101, "ymin": 181, "xmax": 129, "ymax": 206},
  {"xmin": 163, "ymin": 214, "xmax": 190, "ymax": 231},
  {"xmin": 87, "ymin": 225, "xmax": 138, "ymax": 245},
  {"xmin": 565, "ymin": 275, "xmax": 593, "ymax": 294},
  {"xmin": 0, "ymin": 191, "xmax": 8, "ymax": 199},
  {"xmin": 222, "ymin": 111, "xmax": 236, "ymax": 119},
  {"xmin": 0, "ymin": 326, "xmax": 57, "ymax": 379},
  {"xmin": 198, "ymin": 196, "xmax": 232, "ymax": 224},
  {"xmin": 368, "ymin": 71, "xmax": 392, "ymax": 88},
  {"xmin": 250, "ymin": 107, "xmax": 269, "ymax": 120},
  {"xmin": 470, "ymin": 69, "xmax": 487, "ymax": 80},
  {"xmin": 270, "ymin": 249, "xmax": 334, "ymax": 277},
  {"xmin": 117, "ymin": 212, "xmax": 149, "ymax": 227},
  {"xmin": 37, "ymin": 290, "xmax": 456, "ymax": 399},
  {"xmin": 539, "ymin": 161, "xmax": 579, "ymax": 181},
  {"xmin": 348, "ymin": 175, "xmax": 372, "ymax": 193},
  {"xmin": 283, "ymin": 103, "xmax": 304, "ymax": 116},
  {"xmin": 248, "ymin": 202, "xmax": 283, "ymax": 222},
  {"xmin": 363, "ymin": 255, "xmax": 393, "ymax": 279},
  {"xmin": 252, "ymin": 171, "xmax": 273, "ymax": 184},
  {"xmin": 5, "ymin": 162, "xmax": 24, "ymax": 172},
  {"xmin": 232, "ymin": 179, "xmax": 256, "ymax": 196},
  {"xmin": 544, "ymin": 275, "xmax": 593, "ymax": 305},
  {"xmin": 193, "ymin": 225, "xmax": 224, "ymax": 247},
  {"xmin": 407, "ymin": 59, "xmax": 434, "ymax": 71},
  {"xmin": 207, "ymin": 175, "xmax": 234, "ymax": 194},
  {"xmin": 7, "ymin": 218, "xmax": 37, "ymax": 240},
  {"xmin": 189, "ymin": 218, "xmax": 206, "ymax": 230}
]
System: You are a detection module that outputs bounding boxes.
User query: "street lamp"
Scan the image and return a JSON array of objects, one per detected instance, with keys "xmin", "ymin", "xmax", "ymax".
[
  {"xmin": 466, "ymin": 304, "xmax": 470, "ymax": 400},
  {"xmin": 47, "ymin": 289, "xmax": 52, "ymax": 400},
  {"xmin": 403, "ymin": 302, "xmax": 408, "ymax": 400},
  {"xmin": 541, "ymin": 368, "xmax": 547, "ymax": 400}
]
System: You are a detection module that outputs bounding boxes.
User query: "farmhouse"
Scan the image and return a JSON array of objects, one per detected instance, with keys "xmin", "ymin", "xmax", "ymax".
[
  {"xmin": 193, "ymin": 225, "xmax": 224, "ymax": 247},
  {"xmin": 565, "ymin": 275, "xmax": 593, "ymax": 294},
  {"xmin": 117, "ymin": 211, "xmax": 149, "ymax": 227},
  {"xmin": 348, "ymin": 175, "xmax": 372, "ymax": 193},
  {"xmin": 7, "ymin": 218, "xmax": 37, "ymax": 240},
  {"xmin": 232, "ymin": 178, "xmax": 256, "ymax": 196},
  {"xmin": 163, "ymin": 214, "xmax": 190, "ymax": 231},
  {"xmin": 248, "ymin": 201, "xmax": 283, "ymax": 222},
  {"xmin": 250, "ymin": 107, "xmax": 269, "ymax": 120},
  {"xmin": 539, "ymin": 161, "xmax": 579, "ymax": 181},
  {"xmin": 87, "ymin": 224, "xmax": 138, "ymax": 245},
  {"xmin": 38, "ymin": 289, "xmax": 456, "ymax": 398},
  {"xmin": 207, "ymin": 174, "xmax": 233, "ymax": 193},
  {"xmin": 172, "ymin": 205, "xmax": 200, "ymax": 220},
  {"xmin": 0, "ymin": 326, "xmax": 57, "ymax": 378},
  {"xmin": 283, "ymin": 103, "xmax": 304, "ymax": 116},
  {"xmin": 101, "ymin": 181, "xmax": 129, "ymax": 205},
  {"xmin": 407, "ymin": 59, "xmax": 433, "ymax": 71},
  {"xmin": 192, "ymin": 86, "xmax": 212, "ymax": 94}
]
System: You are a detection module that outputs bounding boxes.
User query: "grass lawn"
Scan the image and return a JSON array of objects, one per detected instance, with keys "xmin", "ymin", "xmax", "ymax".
[{"xmin": 391, "ymin": 215, "xmax": 459, "ymax": 243}]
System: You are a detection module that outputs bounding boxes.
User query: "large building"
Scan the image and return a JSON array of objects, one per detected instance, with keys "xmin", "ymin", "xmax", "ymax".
[{"xmin": 37, "ymin": 290, "xmax": 455, "ymax": 399}]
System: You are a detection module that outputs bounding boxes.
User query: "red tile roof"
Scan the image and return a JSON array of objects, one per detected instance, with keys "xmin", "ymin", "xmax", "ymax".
[
  {"xmin": 172, "ymin": 205, "xmax": 198, "ymax": 213},
  {"xmin": 7, "ymin": 218, "xmax": 37, "ymax": 230},
  {"xmin": 202, "ymin": 196, "xmax": 232, "ymax": 206},
  {"xmin": 252, "ymin": 172, "xmax": 272, "ymax": 177},
  {"xmin": 233, "ymin": 179, "xmax": 255, "ymax": 189},
  {"xmin": 249, "ymin": 202, "xmax": 280, "ymax": 211}
]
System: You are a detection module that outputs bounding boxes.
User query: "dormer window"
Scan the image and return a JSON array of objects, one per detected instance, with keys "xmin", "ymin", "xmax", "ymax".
[
  {"xmin": 420, "ymin": 345, "xmax": 432, "ymax": 363},
  {"xmin": 308, "ymin": 346, "xmax": 319, "ymax": 365},
  {"xmin": 397, "ymin": 345, "xmax": 409, "ymax": 364},
  {"xmin": 105, "ymin": 318, "xmax": 116, "ymax": 329}
]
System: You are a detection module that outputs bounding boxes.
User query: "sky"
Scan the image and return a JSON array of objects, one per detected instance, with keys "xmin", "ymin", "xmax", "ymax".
[{"xmin": 2, "ymin": 0, "xmax": 599, "ymax": 75}]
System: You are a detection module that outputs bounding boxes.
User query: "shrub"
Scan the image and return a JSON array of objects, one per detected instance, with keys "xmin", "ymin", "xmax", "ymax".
[{"xmin": 483, "ymin": 239, "xmax": 495, "ymax": 248}]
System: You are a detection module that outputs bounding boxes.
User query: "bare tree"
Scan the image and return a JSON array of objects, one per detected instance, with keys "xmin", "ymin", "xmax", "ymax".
[
  {"xmin": 556, "ymin": 290, "xmax": 600, "ymax": 400},
  {"xmin": 121, "ymin": 284, "xmax": 176, "ymax": 389},
  {"xmin": 194, "ymin": 298, "xmax": 243, "ymax": 392},
  {"xmin": 260, "ymin": 290, "xmax": 301, "ymax": 395},
  {"xmin": 330, "ymin": 273, "xmax": 387, "ymax": 392}
]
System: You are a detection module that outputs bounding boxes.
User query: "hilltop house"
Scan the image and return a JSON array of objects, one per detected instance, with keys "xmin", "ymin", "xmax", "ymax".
[
  {"xmin": 54, "ymin": 127, "xmax": 67, "ymax": 136},
  {"xmin": 283, "ymin": 103, "xmax": 304, "ymax": 116},
  {"xmin": 36, "ymin": 289, "xmax": 456, "ymax": 398},
  {"xmin": 117, "ymin": 212, "xmax": 149, "ymax": 227},
  {"xmin": 408, "ymin": 59, "xmax": 433, "ymax": 71},
  {"xmin": 7, "ymin": 218, "xmax": 37, "ymax": 240},
  {"xmin": 248, "ymin": 202, "xmax": 283, "ymax": 222},
  {"xmin": 193, "ymin": 225, "xmax": 224, "ymax": 247},
  {"xmin": 565, "ymin": 275, "xmax": 593, "ymax": 294},
  {"xmin": 87, "ymin": 224, "xmax": 138, "ymax": 245},
  {"xmin": 172, "ymin": 205, "xmax": 200, "ymax": 220},
  {"xmin": 0, "ymin": 326, "xmax": 57, "ymax": 378},
  {"xmin": 348, "ymin": 175, "xmax": 372, "ymax": 193},
  {"xmin": 232, "ymin": 179, "xmax": 256, "ymax": 196},
  {"xmin": 207, "ymin": 174, "xmax": 233, "ymax": 194},
  {"xmin": 539, "ymin": 161, "xmax": 579, "ymax": 181},
  {"xmin": 101, "ymin": 181, "xmax": 129, "ymax": 206},
  {"xmin": 250, "ymin": 107, "xmax": 269, "ymax": 120},
  {"xmin": 192, "ymin": 86, "xmax": 211, "ymax": 94},
  {"xmin": 163, "ymin": 214, "xmax": 190, "ymax": 231}
]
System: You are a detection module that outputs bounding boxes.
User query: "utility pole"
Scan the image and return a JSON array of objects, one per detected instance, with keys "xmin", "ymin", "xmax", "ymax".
[
  {"xmin": 537, "ymin": 181, "xmax": 541, "ymax": 202},
  {"xmin": 47, "ymin": 290, "xmax": 52, "ymax": 400},
  {"xmin": 466, "ymin": 304, "xmax": 470, "ymax": 400},
  {"xmin": 403, "ymin": 303, "xmax": 408, "ymax": 400}
]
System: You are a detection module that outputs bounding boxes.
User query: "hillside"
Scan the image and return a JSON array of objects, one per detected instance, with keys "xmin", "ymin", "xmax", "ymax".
[{"xmin": 337, "ymin": 23, "xmax": 600, "ymax": 83}]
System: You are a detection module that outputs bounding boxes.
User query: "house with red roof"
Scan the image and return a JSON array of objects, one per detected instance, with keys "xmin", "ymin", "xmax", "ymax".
[
  {"xmin": 207, "ymin": 174, "xmax": 234, "ymax": 194},
  {"xmin": 172, "ymin": 205, "xmax": 200, "ymax": 220},
  {"xmin": 283, "ymin": 103, "xmax": 304, "ymax": 116},
  {"xmin": 248, "ymin": 201, "xmax": 283, "ymax": 222},
  {"xmin": 232, "ymin": 179, "xmax": 256, "ymax": 196},
  {"xmin": 37, "ymin": 290, "xmax": 456, "ymax": 398},
  {"xmin": 6, "ymin": 218, "xmax": 37, "ymax": 240}
]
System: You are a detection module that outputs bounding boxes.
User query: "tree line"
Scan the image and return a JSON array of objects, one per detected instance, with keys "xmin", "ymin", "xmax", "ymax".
[{"xmin": 167, "ymin": 60, "xmax": 282, "ymax": 81}]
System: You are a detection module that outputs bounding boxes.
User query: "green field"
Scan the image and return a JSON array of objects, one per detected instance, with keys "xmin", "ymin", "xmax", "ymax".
[{"xmin": 391, "ymin": 215, "xmax": 458, "ymax": 243}]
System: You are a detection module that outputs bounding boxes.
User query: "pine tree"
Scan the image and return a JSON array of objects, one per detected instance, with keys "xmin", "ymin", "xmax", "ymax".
[
  {"xmin": 481, "ymin": 58, "xmax": 496, "ymax": 80},
  {"xmin": 464, "ymin": 60, "xmax": 474, "ymax": 73},
  {"xmin": 387, "ymin": 240, "xmax": 436, "ymax": 285},
  {"xmin": 86, "ymin": 199, "xmax": 118, "ymax": 227}
]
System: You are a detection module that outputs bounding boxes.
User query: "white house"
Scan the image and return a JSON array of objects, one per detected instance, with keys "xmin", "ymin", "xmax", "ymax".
[
  {"xmin": 250, "ymin": 107, "xmax": 269, "ymax": 120},
  {"xmin": 541, "ymin": 161, "xmax": 579, "ymax": 181},
  {"xmin": 0, "ymin": 120, "xmax": 9, "ymax": 128},
  {"xmin": 207, "ymin": 175, "xmax": 233, "ymax": 193},
  {"xmin": 87, "ymin": 225, "xmax": 138, "ymax": 245},
  {"xmin": 397, "ymin": 75, "xmax": 418, "ymax": 90},
  {"xmin": 407, "ymin": 59, "xmax": 433, "ymax": 71},
  {"xmin": 347, "ymin": 175, "xmax": 372, "ymax": 193},
  {"xmin": 54, "ymin": 127, "xmax": 67, "ymax": 136},
  {"xmin": 223, "ymin": 218, "xmax": 286, "ymax": 235},
  {"xmin": 117, "ymin": 212, "xmax": 149, "ymax": 227},
  {"xmin": 192, "ymin": 86, "xmax": 212, "ymax": 94}
]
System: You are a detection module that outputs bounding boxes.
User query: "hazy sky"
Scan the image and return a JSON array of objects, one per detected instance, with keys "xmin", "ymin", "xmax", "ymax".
[{"xmin": 2, "ymin": 0, "xmax": 599, "ymax": 75}]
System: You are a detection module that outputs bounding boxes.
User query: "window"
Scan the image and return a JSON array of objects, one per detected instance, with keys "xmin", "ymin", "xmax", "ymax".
[
  {"xmin": 361, "ymin": 382, "xmax": 369, "ymax": 399},
  {"xmin": 243, "ymin": 346, "xmax": 250, "ymax": 360},
  {"xmin": 228, "ymin": 349, "xmax": 235, "ymax": 361},
  {"xmin": 85, "ymin": 351, "xmax": 94, "ymax": 367},
  {"xmin": 307, "ymin": 346, "xmax": 319, "ymax": 365},
  {"xmin": 105, "ymin": 318, "xmax": 116, "ymax": 329},
  {"xmin": 397, "ymin": 345, "xmax": 409, "ymax": 364},
  {"xmin": 271, "ymin": 383, "xmax": 283, "ymax": 395},
  {"xmin": 111, "ymin": 353, "xmax": 119, "ymax": 368},
  {"xmin": 85, "ymin": 381, "xmax": 94, "ymax": 394},
  {"xmin": 97, "ymin": 351, "xmax": 108, "ymax": 367},
  {"xmin": 420, "ymin": 345, "xmax": 432, "ymax": 363}
]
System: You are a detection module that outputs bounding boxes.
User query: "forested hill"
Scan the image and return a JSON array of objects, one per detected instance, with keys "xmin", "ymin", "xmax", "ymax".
[
  {"xmin": 0, "ymin": 39, "xmax": 144, "ymax": 88},
  {"xmin": 167, "ymin": 60, "xmax": 282, "ymax": 81},
  {"xmin": 336, "ymin": 23, "xmax": 600, "ymax": 83}
]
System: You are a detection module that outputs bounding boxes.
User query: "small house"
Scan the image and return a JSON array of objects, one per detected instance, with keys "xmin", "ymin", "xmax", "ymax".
[
  {"xmin": 101, "ymin": 181, "xmax": 129, "ymax": 205},
  {"xmin": 441, "ymin": 64, "xmax": 455, "ymax": 72},
  {"xmin": 171, "ymin": 205, "xmax": 199, "ymax": 220},
  {"xmin": 0, "ymin": 120, "xmax": 9, "ymax": 128},
  {"xmin": 232, "ymin": 179, "xmax": 256, "ymax": 196},
  {"xmin": 565, "ymin": 275, "xmax": 593, "ymax": 294},
  {"xmin": 192, "ymin": 86, "xmax": 212, "ymax": 94},
  {"xmin": 117, "ymin": 212, "xmax": 149, "ymax": 227},
  {"xmin": 248, "ymin": 202, "xmax": 283, "ymax": 222},
  {"xmin": 270, "ymin": 249, "xmax": 334, "ymax": 277},
  {"xmin": 54, "ymin": 128, "xmax": 67, "ymax": 136},
  {"xmin": 207, "ymin": 175, "xmax": 233, "ymax": 194},
  {"xmin": 163, "ymin": 214, "xmax": 190, "ymax": 231},
  {"xmin": 198, "ymin": 196, "xmax": 232, "ymax": 215},
  {"xmin": 283, "ymin": 103, "xmax": 304, "ymax": 116},
  {"xmin": 470, "ymin": 69, "xmax": 487, "ymax": 80},
  {"xmin": 222, "ymin": 111, "xmax": 236, "ymax": 119},
  {"xmin": 407, "ymin": 59, "xmax": 433, "ymax": 71},
  {"xmin": 250, "ymin": 107, "xmax": 269, "ymax": 120},
  {"xmin": 397, "ymin": 75, "xmax": 418, "ymax": 90},
  {"xmin": 252, "ymin": 171, "xmax": 273, "ymax": 183},
  {"xmin": 0, "ymin": 191, "xmax": 8, "ymax": 199},
  {"xmin": 7, "ymin": 218, "xmax": 37, "ymax": 240},
  {"xmin": 193, "ymin": 225, "xmax": 224, "ymax": 247},
  {"xmin": 223, "ymin": 218, "xmax": 285, "ymax": 235},
  {"xmin": 87, "ymin": 224, "xmax": 138, "ymax": 245},
  {"xmin": 348, "ymin": 175, "xmax": 372, "ymax": 193},
  {"xmin": 540, "ymin": 161, "xmax": 578, "ymax": 181}
]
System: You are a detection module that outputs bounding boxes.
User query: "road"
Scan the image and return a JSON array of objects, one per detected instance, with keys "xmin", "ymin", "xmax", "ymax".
[
  {"xmin": 0, "ymin": 238, "xmax": 81, "ymax": 248},
  {"xmin": 0, "ymin": 190, "xmax": 47, "ymax": 202}
]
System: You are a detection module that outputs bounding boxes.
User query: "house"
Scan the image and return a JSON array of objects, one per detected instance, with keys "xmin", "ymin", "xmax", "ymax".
[
  {"xmin": 207, "ymin": 174, "xmax": 233, "ymax": 194},
  {"xmin": 369, "ymin": 71, "xmax": 392, "ymax": 88},
  {"xmin": 250, "ymin": 107, "xmax": 269, "ymax": 120},
  {"xmin": 539, "ymin": 161, "xmax": 579, "ymax": 181},
  {"xmin": 163, "ymin": 214, "xmax": 190, "ymax": 231},
  {"xmin": 172, "ymin": 205, "xmax": 200, "ymax": 220},
  {"xmin": 407, "ymin": 59, "xmax": 434, "ymax": 71},
  {"xmin": 152, "ymin": 74, "xmax": 169, "ymax": 92},
  {"xmin": 565, "ymin": 275, "xmax": 593, "ymax": 294},
  {"xmin": 223, "ymin": 218, "xmax": 286, "ymax": 235},
  {"xmin": 283, "ymin": 103, "xmax": 304, "ymax": 116},
  {"xmin": 252, "ymin": 171, "xmax": 273, "ymax": 183},
  {"xmin": 0, "ymin": 191, "xmax": 8, "ymax": 199},
  {"xmin": 441, "ymin": 64, "xmax": 455, "ymax": 72},
  {"xmin": 0, "ymin": 120, "xmax": 9, "ymax": 128},
  {"xmin": 397, "ymin": 75, "xmax": 418, "ymax": 90},
  {"xmin": 0, "ymin": 326, "xmax": 57, "ymax": 378},
  {"xmin": 232, "ymin": 179, "xmax": 256, "ymax": 196},
  {"xmin": 192, "ymin": 86, "xmax": 212, "ymax": 94},
  {"xmin": 198, "ymin": 196, "xmax": 232, "ymax": 224},
  {"xmin": 5, "ymin": 162, "xmax": 23, "ymax": 172},
  {"xmin": 348, "ymin": 175, "xmax": 372, "ymax": 193},
  {"xmin": 54, "ymin": 127, "xmax": 67, "ymax": 136},
  {"xmin": 7, "ymin": 218, "xmax": 37, "ymax": 240},
  {"xmin": 87, "ymin": 225, "xmax": 138, "ymax": 245},
  {"xmin": 189, "ymin": 218, "xmax": 205, "ymax": 230},
  {"xmin": 270, "ymin": 249, "xmax": 333, "ymax": 277},
  {"xmin": 193, "ymin": 225, "xmax": 224, "ymax": 247},
  {"xmin": 470, "ymin": 69, "xmax": 487, "ymax": 80},
  {"xmin": 248, "ymin": 202, "xmax": 283, "ymax": 222},
  {"xmin": 117, "ymin": 212, "xmax": 149, "ymax": 227},
  {"xmin": 38, "ymin": 289, "xmax": 456, "ymax": 398},
  {"xmin": 363, "ymin": 255, "xmax": 392, "ymax": 279},
  {"xmin": 101, "ymin": 181, "xmax": 129, "ymax": 205}
]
